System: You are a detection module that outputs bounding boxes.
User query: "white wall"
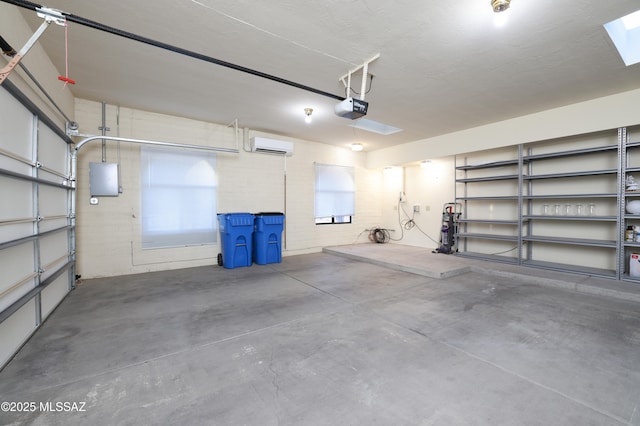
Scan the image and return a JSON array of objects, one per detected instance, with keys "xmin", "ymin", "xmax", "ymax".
[
  {"xmin": 74, "ymin": 99, "xmax": 383, "ymax": 278},
  {"xmin": 379, "ymin": 159, "xmax": 456, "ymax": 250},
  {"xmin": 370, "ymin": 89, "xmax": 640, "ymax": 256},
  {"xmin": 367, "ymin": 88, "xmax": 640, "ymax": 169}
]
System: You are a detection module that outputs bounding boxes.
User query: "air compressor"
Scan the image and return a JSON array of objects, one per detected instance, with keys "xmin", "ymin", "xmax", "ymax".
[{"xmin": 435, "ymin": 202, "xmax": 461, "ymax": 254}]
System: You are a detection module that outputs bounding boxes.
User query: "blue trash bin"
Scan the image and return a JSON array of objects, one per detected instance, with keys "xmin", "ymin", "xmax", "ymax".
[
  {"xmin": 217, "ymin": 213, "xmax": 255, "ymax": 269},
  {"xmin": 253, "ymin": 213, "xmax": 285, "ymax": 265}
]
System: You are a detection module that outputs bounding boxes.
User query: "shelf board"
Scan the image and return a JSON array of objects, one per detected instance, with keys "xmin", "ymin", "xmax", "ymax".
[
  {"xmin": 627, "ymin": 141, "xmax": 640, "ymax": 149},
  {"xmin": 456, "ymin": 174, "xmax": 519, "ymax": 183},
  {"xmin": 456, "ymin": 159, "xmax": 519, "ymax": 170},
  {"xmin": 523, "ymin": 215, "xmax": 617, "ymax": 222},
  {"xmin": 523, "ymin": 193, "xmax": 617, "ymax": 199},
  {"xmin": 523, "ymin": 235, "xmax": 616, "ymax": 248},
  {"xmin": 455, "ymin": 251, "xmax": 519, "ymax": 264},
  {"xmin": 456, "ymin": 232, "xmax": 518, "ymax": 241},
  {"xmin": 624, "ymin": 192, "xmax": 640, "ymax": 197},
  {"xmin": 523, "ymin": 145, "xmax": 617, "ymax": 160},
  {"xmin": 458, "ymin": 219, "xmax": 519, "ymax": 225},
  {"xmin": 521, "ymin": 259, "xmax": 617, "ymax": 279},
  {"xmin": 455, "ymin": 196, "xmax": 519, "ymax": 201},
  {"xmin": 523, "ymin": 169, "xmax": 617, "ymax": 180}
]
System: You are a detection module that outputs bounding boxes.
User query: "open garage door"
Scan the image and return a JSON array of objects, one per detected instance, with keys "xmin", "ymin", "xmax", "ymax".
[{"xmin": 0, "ymin": 82, "xmax": 75, "ymax": 369}]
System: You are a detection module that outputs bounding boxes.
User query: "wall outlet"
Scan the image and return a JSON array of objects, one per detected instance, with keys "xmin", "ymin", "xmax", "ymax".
[
  {"xmin": 399, "ymin": 191, "xmax": 407, "ymax": 203},
  {"xmin": 425, "ymin": 205, "xmax": 431, "ymax": 212},
  {"xmin": 413, "ymin": 204, "xmax": 420, "ymax": 213}
]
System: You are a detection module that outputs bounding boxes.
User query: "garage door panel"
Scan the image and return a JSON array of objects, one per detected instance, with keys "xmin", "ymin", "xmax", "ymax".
[
  {"xmin": 41, "ymin": 271, "xmax": 71, "ymax": 320},
  {"xmin": 1, "ymin": 82, "xmax": 73, "ymax": 370},
  {"xmin": 0, "ymin": 299, "xmax": 36, "ymax": 368},
  {"xmin": 38, "ymin": 170, "xmax": 70, "ymax": 185},
  {"xmin": 0, "ymin": 277, "xmax": 36, "ymax": 313},
  {"xmin": 0, "ymin": 242, "xmax": 35, "ymax": 292},
  {"xmin": 0, "ymin": 156, "xmax": 33, "ymax": 175},
  {"xmin": 38, "ymin": 122, "xmax": 69, "ymax": 176},
  {"xmin": 0, "ymin": 222, "xmax": 34, "ymax": 243},
  {"xmin": 0, "ymin": 176, "xmax": 33, "ymax": 221},
  {"xmin": 39, "ymin": 218, "xmax": 68, "ymax": 233},
  {"xmin": 39, "ymin": 185, "xmax": 67, "ymax": 217},
  {"xmin": 0, "ymin": 88, "xmax": 33, "ymax": 161},
  {"xmin": 39, "ymin": 232, "xmax": 69, "ymax": 281},
  {"xmin": 0, "ymin": 242, "xmax": 36, "ymax": 313}
]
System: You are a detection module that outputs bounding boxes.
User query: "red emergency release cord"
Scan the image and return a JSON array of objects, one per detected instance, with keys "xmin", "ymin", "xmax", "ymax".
[
  {"xmin": 58, "ymin": 18, "xmax": 75, "ymax": 86},
  {"xmin": 58, "ymin": 76, "xmax": 76, "ymax": 85}
]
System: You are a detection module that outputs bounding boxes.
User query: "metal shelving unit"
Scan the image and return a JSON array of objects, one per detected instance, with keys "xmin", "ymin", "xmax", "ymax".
[
  {"xmin": 455, "ymin": 129, "xmax": 627, "ymax": 280},
  {"xmin": 455, "ymin": 146, "xmax": 522, "ymax": 264},
  {"xmin": 523, "ymin": 135, "xmax": 619, "ymax": 278},
  {"xmin": 620, "ymin": 128, "xmax": 640, "ymax": 283},
  {"xmin": 523, "ymin": 169, "xmax": 617, "ymax": 180},
  {"xmin": 522, "ymin": 235, "xmax": 616, "ymax": 248},
  {"xmin": 523, "ymin": 193, "xmax": 617, "ymax": 200},
  {"xmin": 522, "ymin": 215, "xmax": 617, "ymax": 221}
]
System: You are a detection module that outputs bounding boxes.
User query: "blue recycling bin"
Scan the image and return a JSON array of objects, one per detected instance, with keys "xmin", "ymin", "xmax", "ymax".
[
  {"xmin": 217, "ymin": 213, "xmax": 255, "ymax": 269},
  {"xmin": 253, "ymin": 213, "xmax": 285, "ymax": 265}
]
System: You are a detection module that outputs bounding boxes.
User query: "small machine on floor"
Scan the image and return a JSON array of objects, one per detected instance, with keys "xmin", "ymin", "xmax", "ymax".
[{"xmin": 435, "ymin": 202, "xmax": 461, "ymax": 254}]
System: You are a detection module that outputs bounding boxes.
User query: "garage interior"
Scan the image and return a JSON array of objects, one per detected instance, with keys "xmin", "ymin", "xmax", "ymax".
[{"xmin": 2, "ymin": 0, "xmax": 640, "ymax": 425}]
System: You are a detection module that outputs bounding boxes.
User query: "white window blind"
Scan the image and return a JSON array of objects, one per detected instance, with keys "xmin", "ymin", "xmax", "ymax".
[
  {"xmin": 141, "ymin": 146, "xmax": 217, "ymax": 249},
  {"xmin": 314, "ymin": 163, "xmax": 355, "ymax": 218}
]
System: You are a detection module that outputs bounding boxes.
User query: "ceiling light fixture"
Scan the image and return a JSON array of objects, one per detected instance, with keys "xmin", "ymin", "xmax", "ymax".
[
  {"xmin": 351, "ymin": 143, "xmax": 363, "ymax": 152},
  {"xmin": 304, "ymin": 108, "xmax": 313, "ymax": 123},
  {"xmin": 491, "ymin": 0, "xmax": 511, "ymax": 13}
]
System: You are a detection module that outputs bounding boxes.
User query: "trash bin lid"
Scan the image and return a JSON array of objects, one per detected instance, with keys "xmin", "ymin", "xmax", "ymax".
[{"xmin": 255, "ymin": 212, "xmax": 284, "ymax": 216}]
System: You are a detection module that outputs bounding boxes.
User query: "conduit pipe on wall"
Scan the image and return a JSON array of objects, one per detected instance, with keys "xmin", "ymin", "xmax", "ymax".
[
  {"xmin": 242, "ymin": 127, "xmax": 251, "ymax": 152},
  {"xmin": 69, "ymin": 135, "xmax": 239, "ymax": 269},
  {"xmin": 100, "ymin": 101, "xmax": 108, "ymax": 162},
  {"xmin": 72, "ymin": 135, "xmax": 239, "ymax": 182},
  {"xmin": 227, "ymin": 118, "xmax": 240, "ymax": 151}
]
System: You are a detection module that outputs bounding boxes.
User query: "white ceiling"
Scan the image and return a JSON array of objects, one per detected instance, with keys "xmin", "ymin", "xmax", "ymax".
[{"xmin": 12, "ymin": 0, "xmax": 640, "ymax": 151}]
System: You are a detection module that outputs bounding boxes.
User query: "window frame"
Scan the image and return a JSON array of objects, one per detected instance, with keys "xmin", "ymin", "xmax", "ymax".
[{"xmin": 314, "ymin": 163, "xmax": 355, "ymax": 226}]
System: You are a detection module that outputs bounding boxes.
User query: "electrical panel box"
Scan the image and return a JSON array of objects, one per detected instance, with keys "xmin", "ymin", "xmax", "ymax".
[{"xmin": 89, "ymin": 162, "xmax": 119, "ymax": 196}]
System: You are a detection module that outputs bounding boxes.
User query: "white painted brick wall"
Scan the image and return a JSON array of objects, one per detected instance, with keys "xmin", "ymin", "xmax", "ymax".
[{"xmin": 75, "ymin": 99, "xmax": 384, "ymax": 278}]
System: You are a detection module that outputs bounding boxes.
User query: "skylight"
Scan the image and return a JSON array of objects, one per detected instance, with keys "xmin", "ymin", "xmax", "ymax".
[
  {"xmin": 604, "ymin": 10, "xmax": 640, "ymax": 66},
  {"xmin": 348, "ymin": 118, "xmax": 403, "ymax": 136},
  {"xmin": 621, "ymin": 10, "xmax": 640, "ymax": 30}
]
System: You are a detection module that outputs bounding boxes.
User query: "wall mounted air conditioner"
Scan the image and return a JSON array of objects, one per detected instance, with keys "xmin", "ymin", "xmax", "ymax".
[{"xmin": 250, "ymin": 137, "xmax": 294, "ymax": 156}]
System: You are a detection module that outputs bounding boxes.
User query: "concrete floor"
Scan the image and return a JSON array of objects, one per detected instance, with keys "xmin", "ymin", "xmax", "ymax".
[{"xmin": 2, "ymin": 249, "xmax": 640, "ymax": 425}]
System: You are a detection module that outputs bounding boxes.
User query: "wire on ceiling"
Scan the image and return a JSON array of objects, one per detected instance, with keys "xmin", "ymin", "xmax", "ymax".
[
  {"xmin": 1, "ymin": 0, "xmax": 346, "ymax": 101},
  {"xmin": 348, "ymin": 74, "xmax": 374, "ymax": 98}
]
